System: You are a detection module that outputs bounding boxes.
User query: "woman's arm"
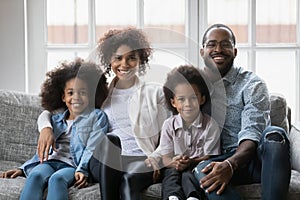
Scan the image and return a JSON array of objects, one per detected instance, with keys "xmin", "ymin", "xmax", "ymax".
[{"xmin": 37, "ymin": 110, "xmax": 55, "ymax": 163}]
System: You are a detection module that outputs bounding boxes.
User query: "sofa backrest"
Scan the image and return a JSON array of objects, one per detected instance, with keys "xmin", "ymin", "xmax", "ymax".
[
  {"xmin": 0, "ymin": 89, "xmax": 43, "ymax": 163},
  {"xmin": 270, "ymin": 93, "xmax": 290, "ymax": 133},
  {"xmin": 0, "ymin": 89, "xmax": 291, "ymax": 164}
]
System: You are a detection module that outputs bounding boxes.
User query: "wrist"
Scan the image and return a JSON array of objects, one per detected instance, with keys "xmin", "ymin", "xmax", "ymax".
[{"xmin": 224, "ymin": 159, "xmax": 234, "ymax": 175}]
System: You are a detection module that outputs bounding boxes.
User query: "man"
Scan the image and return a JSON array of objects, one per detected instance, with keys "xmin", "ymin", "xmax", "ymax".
[{"xmin": 194, "ymin": 23, "xmax": 291, "ymax": 200}]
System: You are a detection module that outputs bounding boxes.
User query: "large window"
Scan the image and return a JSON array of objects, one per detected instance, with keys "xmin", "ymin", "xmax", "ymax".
[{"xmin": 27, "ymin": 0, "xmax": 300, "ymax": 123}]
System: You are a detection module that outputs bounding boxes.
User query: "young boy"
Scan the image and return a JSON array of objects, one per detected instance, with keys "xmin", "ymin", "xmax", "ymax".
[{"xmin": 158, "ymin": 65, "xmax": 221, "ymax": 200}]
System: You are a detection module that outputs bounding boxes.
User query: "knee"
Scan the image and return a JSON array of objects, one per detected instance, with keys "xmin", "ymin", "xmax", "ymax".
[
  {"xmin": 48, "ymin": 173, "xmax": 65, "ymax": 185},
  {"xmin": 27, "ymin": 171, "xmax": 45, "ymax": 183},
  {"xmin": 193, "ymin": 160, "xmax": 211, "ymax": 180},
  {"xmin": 263, "ymin": 126, "xmax": 289, "ymax": 144}
]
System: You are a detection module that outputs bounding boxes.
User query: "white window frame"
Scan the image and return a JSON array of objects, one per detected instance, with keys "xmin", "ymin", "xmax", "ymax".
[{"xmin": 26, "ymin": 0, "xmax": 300, "ymax": 122}]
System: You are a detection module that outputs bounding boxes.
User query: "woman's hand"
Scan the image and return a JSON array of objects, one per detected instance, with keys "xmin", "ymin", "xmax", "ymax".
[
  {"xmin": 74, "ymin": 172, "xmax": 88, "ymax": 189},
  {"xmin": 0, "ymin": 169, "xmax": 24, "ymax": 178},
  {"xmin": 37, "ymin": 127, "xmax": 56, "ymax": 163},
  {"xmin": 145, "ymin": 157, "xmax": 161, "ymax": 183}
]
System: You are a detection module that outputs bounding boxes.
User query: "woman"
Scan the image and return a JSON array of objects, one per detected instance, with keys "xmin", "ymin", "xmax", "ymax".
[{"xmin": 37, "ymin": 27, "xmax": 170, "ymax": 200}]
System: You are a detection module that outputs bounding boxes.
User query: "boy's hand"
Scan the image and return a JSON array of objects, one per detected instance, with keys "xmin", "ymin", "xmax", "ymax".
[
  {"xmin": 0, "ymin": 169, "xmax": 23, "ymax": 178},
  {"xmin": 74, "ymin": 172, "xmax": 88, "ymax": 189},
  {"xmin": 175, "ymin": 155, "xmax": 190, "ymax": 171}
]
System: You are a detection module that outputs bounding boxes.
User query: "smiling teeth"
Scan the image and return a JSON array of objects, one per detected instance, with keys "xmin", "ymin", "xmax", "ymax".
[{"xmin": 119, "ymin": 70, "xmax": 129, "ymax": 74}]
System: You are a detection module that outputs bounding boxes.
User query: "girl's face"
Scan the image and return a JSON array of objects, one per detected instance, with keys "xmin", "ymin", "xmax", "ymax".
[
  {"xmin": 171, "ymin": 83, "xmax": 206, "ymax": 125},
  {"xmin": 62, "ymin": 77, "xmax": 89, "ymax": 120},
  {"xmin": 110, "ymin": 44, "xmax": 140, "ymax": 81}
]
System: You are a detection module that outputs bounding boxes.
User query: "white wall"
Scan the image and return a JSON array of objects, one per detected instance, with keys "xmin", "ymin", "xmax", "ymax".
[{"xmin": 0, "ymin": 0, "xmax": 26, "ymax": 92}]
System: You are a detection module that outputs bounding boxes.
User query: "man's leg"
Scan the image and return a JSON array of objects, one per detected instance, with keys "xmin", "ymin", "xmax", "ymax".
[
  {"xmin": 259, "ymin": 126, "xmax": 291, "ymax": 200},
  {"xmin": 193, "ymin": 153, "xmax": 241, "ymax": 200}
]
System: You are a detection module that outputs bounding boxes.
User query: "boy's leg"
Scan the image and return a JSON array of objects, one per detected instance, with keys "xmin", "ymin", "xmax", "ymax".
[
  {"xmin": 162, "ymin": 168, "xmax": 185, "ymax": 200},
  {"xmin": 182, "ymin": 170, "xmax": 203, "ymax": 199}
]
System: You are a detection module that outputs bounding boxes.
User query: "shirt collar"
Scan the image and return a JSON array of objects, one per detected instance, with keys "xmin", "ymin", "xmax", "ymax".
[
  {"xmin": 173, "ymin": 112, "xmax": 204, "ymax": 131},
  {"xmin": 222, "ymin": 65, "xmax": 240, "ymax": 84},
  {"xmin": 53, "ymin": 108, "xmax": 92, "ymax": 123}
]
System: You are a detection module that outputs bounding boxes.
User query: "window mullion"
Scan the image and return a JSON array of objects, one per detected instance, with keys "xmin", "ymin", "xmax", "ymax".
[
  {"xmin": 89, "ymin": 0, "xmax": 96, "ymax": 49},
  {"xmin": 248, "ymin": 0, "xmax": 256, "ymax": 72},
  {"xmin": 186, "ymin": 0, "xmax": 199, "ymax": 67},
  {"xmin": 136, "ymin": 0, "xmax": 144, "ymax": 29}
]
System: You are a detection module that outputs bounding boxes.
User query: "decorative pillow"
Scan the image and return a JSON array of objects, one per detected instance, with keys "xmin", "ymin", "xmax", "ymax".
[
  {"xmin": 289, "ymin": 123, "xmax": 300, "ymax": 171},
  {"xmin": 270, "ymin": 93, "xmax": 289, "ymax": 133}
]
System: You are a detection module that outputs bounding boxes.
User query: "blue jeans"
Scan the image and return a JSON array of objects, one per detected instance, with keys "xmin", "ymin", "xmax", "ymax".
[
  {"xmin": 20, "ymin": 160, "xmax": 75, "ymax": 200},
  {"xmin": 193, "ymin": 126, "xmax": 291, "ymax": 200}
]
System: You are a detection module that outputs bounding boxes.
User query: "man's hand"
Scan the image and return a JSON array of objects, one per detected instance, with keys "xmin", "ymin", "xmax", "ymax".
[
  {"xmin": 37, "ymin": 127, "xmax": 56, "ymax": 163},
  {"xmin": 145, "ymin": 157, "xmax": 161, "ymax": 183},
  {"xmin": 200, "ymin": 161, "xmax": 233, "ymax": 195},
  {"xmin": 74, "ymin": 172, "xmax": 88, "ymax": 189},
  {"xmin": 0, "ymin": 169, "xmax": 23, "ymax": 178}
]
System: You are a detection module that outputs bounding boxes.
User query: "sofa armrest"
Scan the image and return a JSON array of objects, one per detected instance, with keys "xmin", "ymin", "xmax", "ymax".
[{"xmin": 289, "ymin": 123, "xmax": 300, "ymax": 171}]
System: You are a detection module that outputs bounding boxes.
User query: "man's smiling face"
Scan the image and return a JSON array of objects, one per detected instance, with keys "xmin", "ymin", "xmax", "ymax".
[{"xmin": 200, "ymin": 27, "xmax": 237, "ymax": 77}]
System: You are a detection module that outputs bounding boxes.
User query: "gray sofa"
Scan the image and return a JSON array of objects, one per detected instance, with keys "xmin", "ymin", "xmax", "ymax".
[{"xmin": 0, "ymin": 89, "xmax": 299, "ymax": 200}]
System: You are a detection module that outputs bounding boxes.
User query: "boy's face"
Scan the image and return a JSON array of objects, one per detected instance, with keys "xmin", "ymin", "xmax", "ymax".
[
  {"xmin": 171, "ymin": 83, "xmax": 206, "ymax": 125},
  {"xmin": 62, "ymin": 77, "xmax": 89, "ymax": 120}
]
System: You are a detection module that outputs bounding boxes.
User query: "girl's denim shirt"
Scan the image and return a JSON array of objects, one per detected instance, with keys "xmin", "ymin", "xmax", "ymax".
[{"xmin": 20, "ymin": 108, "xmax": 108, "ymax": 177}]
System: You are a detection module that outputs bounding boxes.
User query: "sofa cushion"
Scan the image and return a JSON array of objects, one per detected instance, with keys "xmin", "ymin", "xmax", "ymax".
[
  {"xmin": 289, "ymin": 123, "xmax": 300, "ymax": 171},
  {"xmin": 0, "ymin": 89, "xmax": 43, "ymax": 163},
  {"xmin": 270, "ymin": 93, "xmax": 289, "ymax": 133}
]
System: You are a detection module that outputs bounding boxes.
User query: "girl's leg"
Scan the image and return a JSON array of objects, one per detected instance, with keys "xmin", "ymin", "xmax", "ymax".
[
  {"xmin": 46, "ymin": 165, "xmax": 75, "ymax": 200},
  {"xmin": 20, "ymin": 163, "xmax": 55, "ymax": 200}
]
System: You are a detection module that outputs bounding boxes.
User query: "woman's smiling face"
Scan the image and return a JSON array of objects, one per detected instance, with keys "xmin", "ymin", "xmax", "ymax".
[{"xmin": 110, "ymin": 44, "xmax": 140, "ymax": 81}]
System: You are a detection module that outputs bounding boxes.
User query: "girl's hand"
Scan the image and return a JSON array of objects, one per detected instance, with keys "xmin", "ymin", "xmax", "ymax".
[
  {"xmin": 0, "ymin": 169, "xmax": 23, "ymax": 178},
  {"xmin": 74, "ymin": 172, "xmax": 88, "ymax": 189},
  {"xmin": 145, "ymin": 157, "xmax": 161, "ymax": 183}
]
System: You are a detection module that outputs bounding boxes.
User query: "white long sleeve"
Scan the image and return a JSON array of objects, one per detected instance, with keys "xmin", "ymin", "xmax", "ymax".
[{"xmin": 37, "ymin": 110, "xmax": 52, "ymax": 132}]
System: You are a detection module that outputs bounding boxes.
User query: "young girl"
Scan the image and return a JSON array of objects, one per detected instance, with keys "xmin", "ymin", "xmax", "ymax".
[
  {"xmin": 36, "ymin": 27, "xmax": 170, "ymax": 200},
  {"xmin": 158, "ymin": 65, "xmax": 221, "ymax": 200},
  {"xmin": 0, "ymin": 59, "xmax": 108, "ymax": 200}
]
